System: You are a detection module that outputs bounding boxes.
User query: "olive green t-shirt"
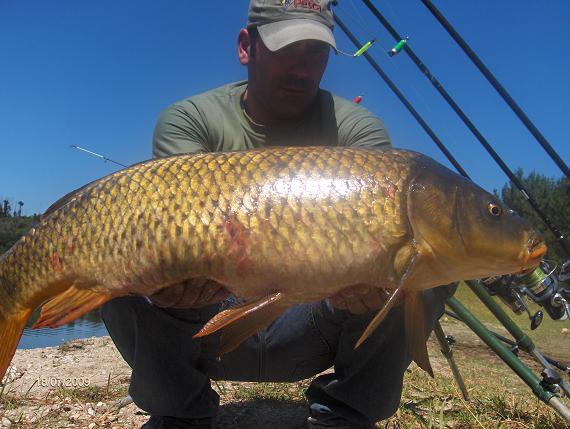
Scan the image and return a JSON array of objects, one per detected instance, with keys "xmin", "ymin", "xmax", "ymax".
[{"xmin": 152, "ymin": 81, "xmax": 391, "ymax": 157}]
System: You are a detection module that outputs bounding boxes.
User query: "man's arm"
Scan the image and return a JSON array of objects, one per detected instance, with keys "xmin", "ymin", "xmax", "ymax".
[
  {"xmin": 152, "ymin": 102, "xmax": 211, "ymax": 158},
  {"xmin": 345, "ymin": 114, "xmax": 391, "ymax": 149},
  {"xmin": 335, "ymin": 98, "xmax": 392, "ymax": 149}
]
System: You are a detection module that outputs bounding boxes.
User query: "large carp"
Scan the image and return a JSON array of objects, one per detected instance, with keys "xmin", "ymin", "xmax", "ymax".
[{"xmin": 0, "ymin": 146, "xmax": 546, "ymax": 380}]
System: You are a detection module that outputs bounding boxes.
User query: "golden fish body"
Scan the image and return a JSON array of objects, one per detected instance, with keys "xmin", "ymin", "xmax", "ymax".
[
  {"xmin": 0, "ymin": 146, "xmax": 546, "ymax": 379},
  {"xmin": 1, "ymin": 147, "xmax": 412, "ymax": 308}
]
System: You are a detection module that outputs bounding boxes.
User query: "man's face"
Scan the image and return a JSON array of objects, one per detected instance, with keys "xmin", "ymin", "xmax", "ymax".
[{"xmin": 248, "ymin": 36, "xmax": 330, "ymax": 122}]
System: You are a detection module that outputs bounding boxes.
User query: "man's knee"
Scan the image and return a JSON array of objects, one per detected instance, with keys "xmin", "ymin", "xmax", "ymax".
[{"xmin": 424, "ymin": 284, "xmax": 456, "ymax": 320}]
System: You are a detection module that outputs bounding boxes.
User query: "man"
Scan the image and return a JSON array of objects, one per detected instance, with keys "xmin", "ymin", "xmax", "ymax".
[{"xmin": 102, "ymin": 1, "xmax": 452, "ymax": 428}]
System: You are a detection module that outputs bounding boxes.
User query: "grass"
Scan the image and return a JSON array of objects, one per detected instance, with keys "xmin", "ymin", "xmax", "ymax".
[
  {"xmin": 48, "ymin": 383, "xmax": 128, "ymax": 403},
  {"xmin": 208, "ymin": 284, "xmax": 570, "ymax": 428},
  {"xmin": 209, "ymin": 353, "xmax": 569, "ymax": 428},
  {"xmin": 383, "ymin": 362, "xmax": 568, "ymax": 428},
  {"xmin": 450, "ymin": 282, "xmax": 570, "ymax": 364},
  {"xmin": 1, "ymin": 382, "xmax": 127, "ymax": 409},
  {"xmin": 229, "ymin": 381, "xmax": 309, "ymax": 402},
  {"xmin": 1, "ymin": 284, "xmax": 568, "ymax": 428}
]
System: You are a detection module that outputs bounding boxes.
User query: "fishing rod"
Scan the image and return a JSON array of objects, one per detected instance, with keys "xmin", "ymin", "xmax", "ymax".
[
  {"xmin": 444, "ymin": 309, "xmax": 570, "ymax": 375},
  {"xmin": 420, "ymin": 0, "xmax": 570, "ymax": 181},
  {"xmin": 70, "ymin": 145, "xmax": 128, "ymax": 168},
  {"xmin": 333, "ymin": 15, "xmax": 469, "ymax": 179},
  {"xmin": 336, "ymin": 6, "xmax": 570, "ymax": 319},
  {"xmin": 359, "ymin": 0, "xmax": 570, "ymax": 257},
  {"xmin": 336, "ymin": 13, "xmax": 570, "ymax": 412}
]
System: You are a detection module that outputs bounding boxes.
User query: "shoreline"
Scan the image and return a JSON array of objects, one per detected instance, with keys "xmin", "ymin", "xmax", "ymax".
[
  {"xmin": 1, "ymin": 319, "xmax": 568, "ymax": 428},
  {"xmin": 2, "ymin": 337, "xmax": 147, "ymax": 428}
]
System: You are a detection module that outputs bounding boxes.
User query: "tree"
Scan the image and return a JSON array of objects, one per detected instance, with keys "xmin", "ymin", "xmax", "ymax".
[
  {"xmin": 1, "ymin": 200, "xmax": 11, "ymax": 218},
  {"xmin": 17, "ymin": 201, "xmax": 24, "ymax": 217},
  {"xmin": 0, "ymin": 213, "xmax": 40, "ymax": 254},
  {"xmin": 496, "ymin": 169, "xmax": 569, "ymax": 262}
]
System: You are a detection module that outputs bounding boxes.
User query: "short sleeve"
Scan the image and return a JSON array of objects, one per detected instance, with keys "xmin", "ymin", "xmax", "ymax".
[
  {"xmin": 152, "ymin": 102, "xmax": 211, "ymax": 158},
  {"xmin": 331, "ymin": 93, "xmax": 392, "ymax": 149},
  {"xmin": 340, "ymin": 108, "xmax": 391, "ymax": 149}
]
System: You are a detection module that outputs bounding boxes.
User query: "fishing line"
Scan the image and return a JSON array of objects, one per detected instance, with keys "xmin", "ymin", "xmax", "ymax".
[
  {"xmin": 382, "ymin": 0, "xmax": 405, "ymax": 34},
  {"xmin": 332, "ymin": 3, "xmax": 463, "ymax": 171},
  {"xmin": 333, "ymin": 0, "xmax": 422, "ymax": 114},
  {"xmin": 334, "ymin": 13, "xmax": 470, "ymax": 178},
  {"xmin": 354, "ymin": 5, "xmax": 457, "ymax": 151},
  {"xmin": 333, "ymin": 1, "xmax": 389, "ymax": 57},
  {"xmin": 337, "ymin": 0, "xmax": 433, "ymax": 114},
  {"xmin": 347, "ymin": 0, "xmax": 376, "ymax": 39},
  {"xmin": 420, "ymin": 0, "xmax": 570, "ymax": 180},
  {"xmin": 385, "ymin": 49, "xmax": 455, "ymax": 145},
  {"xmin": 359, "ymin": 0, "xmax": 570, "ymax": 255},
  {"xmin": 70, "ymin": 145, "xmax": 127, "ymax": 168},
  {"xmin": 334, "ymin": 2, "xmax": 453, "ymax": 147}
]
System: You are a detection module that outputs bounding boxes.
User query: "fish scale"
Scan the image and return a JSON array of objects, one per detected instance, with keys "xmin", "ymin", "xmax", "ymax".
[{"xmin": 0, "ymin": 146, "xmax": 546, "ymax": 380}]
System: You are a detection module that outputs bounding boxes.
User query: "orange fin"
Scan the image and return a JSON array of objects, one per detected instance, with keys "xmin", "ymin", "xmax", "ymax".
[
  {"xmin": 405, "ymin": 291, "xmax": 434, "ymax": 377},
  {"xmin": 355, "ymin": 285, "xmax": 404, "ymax": 349},
  {"xmin": 355, "ymin": 251, "xmax": 419, "ymax": 349},
  {"xmin": 193, "ymin": 292, "xmax": 283, "ymax": 341},
  {"xmin": 33, "ymin": 286, "xmax": 113, "ymax": 329},
  {"xmin": 0, "ymin": 308, "xmax": 32, "ymax": 382},
  {"xmin": 219, "ymin": 301, "xmax": 288, "ymax": 355}
]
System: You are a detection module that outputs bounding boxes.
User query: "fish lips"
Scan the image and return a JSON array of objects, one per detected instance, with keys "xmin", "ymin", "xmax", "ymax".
[{"xmin": 522, "ymin": 236, "xmax": 547, "ymax": 269}]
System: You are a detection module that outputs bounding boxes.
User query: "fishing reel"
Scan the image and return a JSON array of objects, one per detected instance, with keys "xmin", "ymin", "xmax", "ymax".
[{"xmin": 482, "ymin": 259, "xmax": 570, "ymax": 330}]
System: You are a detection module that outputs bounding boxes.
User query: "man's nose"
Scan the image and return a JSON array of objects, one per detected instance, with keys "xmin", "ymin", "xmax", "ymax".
[
  {"xmin": 289, "ymin": 60, "xmax": 311, "ymax": 79},
  {"xmin": 287, "ymin": 44, "xmax": 314, "ymax": 77}
]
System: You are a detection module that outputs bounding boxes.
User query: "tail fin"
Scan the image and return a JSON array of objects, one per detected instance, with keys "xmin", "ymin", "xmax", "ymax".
[{"xmin": 0, "ymin": 308, "xmax": 32, "ymax": 382}]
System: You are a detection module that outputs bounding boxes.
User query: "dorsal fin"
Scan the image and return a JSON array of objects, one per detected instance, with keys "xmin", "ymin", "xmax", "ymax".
[
  {"xmin": 40, "ymin": 156, "xmax": 160, "ymax": 221},
  {"xmin": 41, "ymin": 181, "xmax": 95, "ymax": 221}
]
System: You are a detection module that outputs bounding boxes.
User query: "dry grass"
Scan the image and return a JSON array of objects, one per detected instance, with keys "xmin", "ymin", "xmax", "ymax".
[
  {"xmin": 1, "ymin": 342, "xmax": 568, "ymax": 428},
  {"xmin": 1, "ymin": 286, "xmax": 569, "ymax": 428},
  {"xmin": 207, "ymin": 339, "xmax": 568, "ymax": 428}
]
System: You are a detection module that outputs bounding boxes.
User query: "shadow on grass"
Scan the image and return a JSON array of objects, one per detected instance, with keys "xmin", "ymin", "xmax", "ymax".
[{"xmin": 216, "ymin": 398, "xmax": 308, "ymax": 429}]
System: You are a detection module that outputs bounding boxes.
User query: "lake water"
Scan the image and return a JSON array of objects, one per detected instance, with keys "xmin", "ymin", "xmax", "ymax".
[{"xmin": 18, "ymin": 309, "xmax": 108, "ymax": 349}]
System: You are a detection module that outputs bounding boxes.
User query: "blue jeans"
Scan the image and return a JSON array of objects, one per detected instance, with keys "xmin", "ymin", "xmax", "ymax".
[{"xmin": 102, "ymin": 286, "xmax": 453, "ymax": 426}]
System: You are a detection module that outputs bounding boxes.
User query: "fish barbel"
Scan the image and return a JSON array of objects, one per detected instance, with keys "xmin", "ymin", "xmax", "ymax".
[{"xmin": 0, "ymin": 146, "xmax": 546, "ymax": 380}]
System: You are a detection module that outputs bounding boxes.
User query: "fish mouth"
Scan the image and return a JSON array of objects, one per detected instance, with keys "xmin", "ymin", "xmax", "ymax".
[{"xmin": 522, "ymin": 235, "xmax": 547, "ymax": 268}]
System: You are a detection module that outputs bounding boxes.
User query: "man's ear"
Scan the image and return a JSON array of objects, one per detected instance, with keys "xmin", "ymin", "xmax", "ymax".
[{"xmin": 237, "ymin": 28, "xmax": 252, "ymax": 65}]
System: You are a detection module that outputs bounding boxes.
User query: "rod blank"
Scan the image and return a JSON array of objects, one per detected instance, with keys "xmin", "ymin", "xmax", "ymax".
[{"xmin": 420, "ymin": 0, "xmax": 569, "ymax": 180}]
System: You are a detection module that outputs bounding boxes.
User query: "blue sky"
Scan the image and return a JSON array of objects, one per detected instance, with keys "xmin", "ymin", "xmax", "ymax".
[{"xmin": 1, "ymin": 0, "xmax": 568, "ymax": 215}]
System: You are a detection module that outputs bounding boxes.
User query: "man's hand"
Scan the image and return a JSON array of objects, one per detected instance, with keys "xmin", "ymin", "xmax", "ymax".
[
  {"xmin": 328, "ymin": 284, "xmax": 392, "ymax": 315},
  {"xmin": 148, "ymin": 279, "xmax": 230, "ymax": 309}
]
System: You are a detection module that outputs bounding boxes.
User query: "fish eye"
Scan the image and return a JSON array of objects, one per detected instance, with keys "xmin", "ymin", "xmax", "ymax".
[{"xmin": 488, "ymin": 202, "xmax": 502, "ymax": 217}]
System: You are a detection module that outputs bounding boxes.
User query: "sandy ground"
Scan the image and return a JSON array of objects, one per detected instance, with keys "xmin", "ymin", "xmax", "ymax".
[
  {"xmin": 1, "ymin": 337, "xmax": 146, "ymax": 428},
  {"xmin": 1, "ymin": 319, "xmax": 568, "ymax": 429},
  {"xmin": 1, "ymin": 336, "xmax": 323, "ymax": 428}
]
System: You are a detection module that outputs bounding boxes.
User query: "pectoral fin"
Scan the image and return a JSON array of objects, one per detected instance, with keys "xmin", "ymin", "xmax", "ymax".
[
  {"xmin": 193, "ymin": 292, "xmax": 285, "ymax": 354},
  {"xmin": 219, "ymin": 301, "xmax": 288, "ymax": 355},
  {"xmin": 33, "ymin": 286, "xmax": 114, "ymax": 329},
  {"xmin": 355, "ymin": 250, "xmax": 419, "ymax": 349},
  {"xmin": 405, "ymin": 290, "xmax": 433, "ymax": 377},
  {"xmin": 355, "ymin": 285, "xmax": 404, "ymax": 349}
]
